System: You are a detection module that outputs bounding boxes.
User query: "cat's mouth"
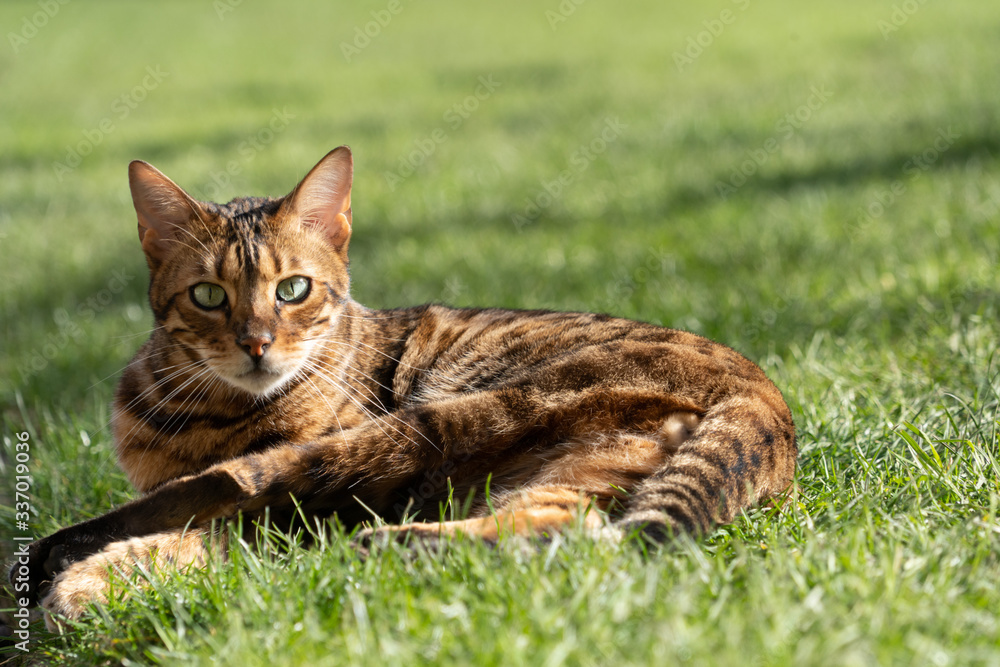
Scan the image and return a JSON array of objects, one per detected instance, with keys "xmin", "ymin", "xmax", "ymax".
[
  {"xmin": 222, "ymin": 363, "xmax": 298, "ymax": 397},
  {"xmin": 206, "ymin": 345, "xmax": 316, "ymax": 398}
]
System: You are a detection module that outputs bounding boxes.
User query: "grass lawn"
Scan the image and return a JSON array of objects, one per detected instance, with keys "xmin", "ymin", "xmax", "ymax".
[{"xmin": 1, "ymin": 0, "xmax": 999, "ymax": 664}]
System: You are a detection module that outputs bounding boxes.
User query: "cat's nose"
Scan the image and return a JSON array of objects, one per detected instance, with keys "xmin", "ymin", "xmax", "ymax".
[{"xmin": 239, "ymin": 334, "xmax": 272, "ymax": 359}]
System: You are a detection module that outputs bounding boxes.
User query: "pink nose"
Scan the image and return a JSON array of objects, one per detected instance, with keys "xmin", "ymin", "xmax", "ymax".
[{"xmin": 239, "ymin": 335, "xmax": 272, "ymax": 359}]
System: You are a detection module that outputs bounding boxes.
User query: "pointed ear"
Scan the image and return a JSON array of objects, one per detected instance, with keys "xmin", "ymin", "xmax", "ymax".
[
  {"xmin": 281, "ymin": 146, "xmax": 353, "ymax": 253},
  {"xmin": 129, "ymin": 160, "xmax": 206, "ymax": 268}
]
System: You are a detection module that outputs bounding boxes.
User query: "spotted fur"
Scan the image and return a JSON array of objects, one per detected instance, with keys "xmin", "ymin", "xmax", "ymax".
[{"xmin": 14, "ymin": 147, "xmax": 797, "ymax": 628}]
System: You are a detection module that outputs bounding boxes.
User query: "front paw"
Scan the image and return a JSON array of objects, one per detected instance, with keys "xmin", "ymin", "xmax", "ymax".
[
  {"xmin": 352, "ymin": 524, "xmax": 449, "ymax": 559},
  {"xmin": 9, "ymin": 525, "xmax": 109, "ymax": 608},
  {"xmin": 39, "ymin": 555, "xmax": 118, "ymax": 633}
]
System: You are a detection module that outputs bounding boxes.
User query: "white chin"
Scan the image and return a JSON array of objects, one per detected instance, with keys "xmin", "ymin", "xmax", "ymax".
[{"xmin": 225, "ymin": 368, "xmax": 296, "ymax": 397}]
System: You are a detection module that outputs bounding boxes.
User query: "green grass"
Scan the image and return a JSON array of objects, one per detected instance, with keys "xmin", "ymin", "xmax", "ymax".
[{"xmin": 1, "ymin": 0, "xmax": 999, "ymax": 664}]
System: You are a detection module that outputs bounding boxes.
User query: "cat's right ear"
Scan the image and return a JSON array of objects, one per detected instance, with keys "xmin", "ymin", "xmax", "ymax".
[{"xmin": 129, "ymin": 161, "xmax": 205, "ymax": 269}]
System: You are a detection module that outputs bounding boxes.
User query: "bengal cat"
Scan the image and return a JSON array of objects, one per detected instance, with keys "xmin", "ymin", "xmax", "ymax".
[{"xmin": 13, "ymin": 146, "xmax": 796, "ymax": 628}]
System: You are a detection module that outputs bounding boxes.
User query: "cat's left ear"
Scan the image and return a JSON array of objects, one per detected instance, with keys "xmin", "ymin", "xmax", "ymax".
[{"xmin": 282, "ymin": 146, "xmax": 353, "ymax": 254}]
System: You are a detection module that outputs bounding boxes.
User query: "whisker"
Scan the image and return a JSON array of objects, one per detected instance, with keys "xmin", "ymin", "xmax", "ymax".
[
  {"xmin": 149, "ymin": 369, "xmax": 219, "ymax": 450},
  {"xmin": 311, "ymin": 359, "xmax": 394, "ymax": 417},
  {"xmin": 303, "ymin": 360, "xmax": 440, "ymax": 454},
  {"xmin": 312, "ymin": 344, "xmax": 400, "ymax": 399},
  {"xmin": 88, "ymin": 344, "xmax": 192, "ymax": 395},
  {"xmin": 138, "ymin": 365, "xmax": 219, "ymax": 455},
  {"xmin": 114, "ymin": 363, "xmax": 214, "ymax": 454},
  {"xmin": 320, "ymin": 335, "xmax": 425, "ymax": 372},
  {"xmin": 112, "ymin": 329, "xmax": 159, "ymax": 342},
  {"xmin": 162, "ymin": 237, "xmax": 212, "ymax": 261},
  {"xmin": 172, "ymin": 223, "xmax": 214, "ymax": 262},
  {"xmin": 302, "ymin": 375, "xmax": 346, "ymax": 440}
]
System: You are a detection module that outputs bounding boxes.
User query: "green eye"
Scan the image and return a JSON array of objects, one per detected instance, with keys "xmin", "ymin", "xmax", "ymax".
[
  {"xmin": 276, "ymin": 276, "xmax": 310, "ymax": 303},
  {"xmin": 191, "ymin": 283, "xmax": 227, "ymax": 309}
]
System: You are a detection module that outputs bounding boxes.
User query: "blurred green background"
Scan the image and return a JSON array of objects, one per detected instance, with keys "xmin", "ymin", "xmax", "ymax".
[
  {"xmin": 1, "ymin": 1, "xmax": 999, "ymax": 664},
  {"xmin": 1, "ymin": 1, "xmax": 998, "ymax": 407}
]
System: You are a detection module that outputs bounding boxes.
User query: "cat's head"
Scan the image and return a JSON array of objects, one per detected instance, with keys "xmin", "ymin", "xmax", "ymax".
[{"xmin": 128, "ymin": 147, "xmax": 355, "ymax": 398}]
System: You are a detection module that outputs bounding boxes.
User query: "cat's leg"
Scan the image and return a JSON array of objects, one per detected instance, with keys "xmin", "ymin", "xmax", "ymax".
[
  {"xmin": 356, "ymin": 484, "xmax": 610, "ymax": 550},
  {"xmin": 357, "ymin": 413, "xmax": 706, "ymax": 549},
  {"xmin": 17, "ymin": 388, "xmax": 717, "ymax": 606},
  {"xmin": 618, "ymin": 392, "xmax": 798, "ymax": 540},
  {"xmin": 18, "ymin": 387, "xmax": 700, "ymax": 600},
  {"xmin": 39, "ymin": 525, "xmax": 222, "ymax": 631}
]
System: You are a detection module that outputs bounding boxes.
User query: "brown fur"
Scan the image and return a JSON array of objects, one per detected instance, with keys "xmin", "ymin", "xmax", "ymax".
[{"xmin": 12, "ymin": 147, "xmax": 797, "ymax": 629}]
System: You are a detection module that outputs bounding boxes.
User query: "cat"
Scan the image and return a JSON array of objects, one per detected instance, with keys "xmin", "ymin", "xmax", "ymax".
[{"xmin": 13, "ymin": 146, "xmax": 797, "ymax": 629}]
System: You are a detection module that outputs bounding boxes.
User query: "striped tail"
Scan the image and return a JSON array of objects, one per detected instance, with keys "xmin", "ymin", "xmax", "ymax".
[{"xmin": 617, "ymin": 392, "xmax": 797, "ymax": 540}]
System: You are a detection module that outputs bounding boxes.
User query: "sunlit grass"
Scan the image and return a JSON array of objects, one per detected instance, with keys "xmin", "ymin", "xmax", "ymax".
[{"xmin": 1, "ymin": 0, "xmax": 999, "ymax": 664}]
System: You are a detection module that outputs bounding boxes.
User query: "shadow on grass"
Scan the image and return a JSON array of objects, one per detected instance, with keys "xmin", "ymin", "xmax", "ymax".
[
  {"xmin": 6, "ymin": 119, "xmax": 998, "ymax": 411},
  {"xmin": 2, "ymin": 249, "xmax": 149, "ymax": 410},
  {"xmin": 665, "ymin": 128, "xmax": 1000, "ymax": 213}
]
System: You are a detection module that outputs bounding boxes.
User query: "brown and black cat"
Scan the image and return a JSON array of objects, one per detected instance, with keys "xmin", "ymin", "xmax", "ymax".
[{"xmin": 14, "ymin": 146, "xmax": 796, "ymax": 628}]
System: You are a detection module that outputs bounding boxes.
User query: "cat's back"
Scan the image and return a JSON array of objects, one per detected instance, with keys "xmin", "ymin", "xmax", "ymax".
[{"xmin": 394, "ymin": 305, "xmax": 780, "ymax": 412}]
